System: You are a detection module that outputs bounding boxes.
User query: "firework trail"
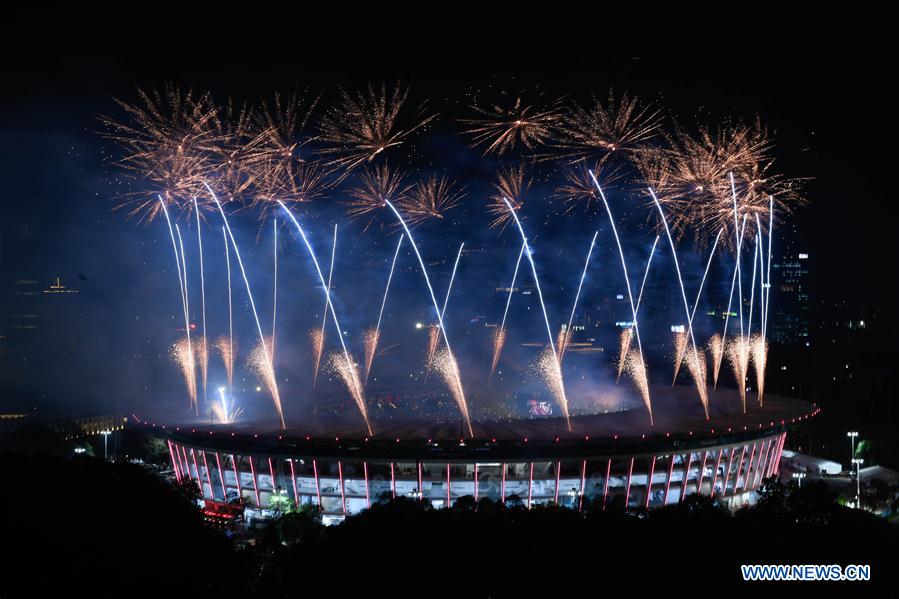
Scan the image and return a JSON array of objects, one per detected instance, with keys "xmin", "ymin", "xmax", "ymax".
[
  {"xmin": 214, "ymin": 336, "xmax": 234, "ymax": 388},
  {"xmin": 212, "ymin": 386, "xmax": 243, "ymax": 425},
  {"xmin": 751, "ymin": 333, "xmax": 769, "ymax": 405},
  {"xmin": 617, "ymin": 236, "xmax": 659, "ymax": 384},
  {"xmin": 708, "ymin": 333, "xmax": 724, "ymax": 389},
  {"xmin": 208, "ymin": 184, "xmax": 285, "ymax": 429},
  {"xmin": 278, "ymin": 202, "xmax": 371, "ymax": 434},
  {"xmin": 671, "ymin": 331, "xmax": 688, "ymax": 385},
  {"xmin": 433, "ymin": 347, "xmax": 468, "ymax": 423},
  {"xmin": 171, "ymin": 338, "xmax": 197, "ymax": 406},
  {"xmin": 193, "ymin": 198, "xmax": 208, "ymax": 408},
  {"xmin": 364, "ymin": 234, "xmax": 404, "ymax": 384},
  {"xmin": 248, "ymin": 337, "xmax": 281, "ymax": 415},
  {"xmin": 559, "ymin": 231, "xmax": 598, "ymax": 363},
  {"xmin": 272, "ymin": 219, "xmax": 278, "ymax": 362},
  {"xmin": 727, "ymin": 335, "xmax": 751, "ymax": 413},
  {"xmin": 589, "ymin": 173, "xmax": 652, "ymax": 425},
  {"xmin": 158, "ymin": 197, "xmax": 196, "ymax": 410},
  {"xmin": 649, "ymin": 189, "xmax": 709, "ymax": 418},
  {"xmin": 325, "ymin": 351, "xmax": 368, "ymax": 427},
  {"xmin": 383, "ymin": 199, "xmax": 473, "ymax": 437},
  {"xmin": 426, "ymin": 243, "xmax": 464, "ymax": 379},
  {"xmin": 719, "ymin": 216, "xmax": 748, "ymax": 387},
  {"xmin": 683, "ymin": 347, "xmax": 709, "ymax": 412},
  {"xmin": 500, "ymin": 197, "xmax": 571, "ymax": 430},
  {"xmin": 490, "ymin": 243, "xmax": 526, "ymax": 382},
  {"xmin": 313, "ymin": 224, "xmax": 338, "ymax": 388},
  {"xmin": 534, "ymin": 346, "xmax": 567, "ymax": 413},
  {"xmin": 730, "ymin": 174, "xmax": 746, "ymax": 339},
  {"xmin": 345, "ymin": 163, "xmax": 412, "ymax": 231},
  {"xmin": 622, "ymin": 349, "xmax": 651, "ymax": 418},
  {"xmin": 175, "ymin": 224, "xmax": 198, "ymax": 415},
  {"xmin": 222, "ymin": 227, "xmax": 234, "ymax": 389}
]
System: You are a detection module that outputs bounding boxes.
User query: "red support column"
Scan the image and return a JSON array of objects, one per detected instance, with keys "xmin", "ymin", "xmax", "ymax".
[
  {"xmin": 268, "ymin": 457, "xmax": 277, "ymax": 493},
  {"xmin": 645, "ymin": 456, "xmax": 657, "ymax": 508},
  {"xmin": 180, "ymin": 445, "xmax": 192, "ymax": 480},
  {"xmin": 732, "ymin": 445, "xmax": 748, "ymax": 496},
  {"xmin": 338, "ymin": 461, "xmax": 347, "ymax": 515},
  {"xmin": 501, "ymin": 462, "xmax": 506, "ymax": 504},
  {"xmin": 167, "ymin": 441, "xmax": 182, "ymax": 482},
  {"xmin": 474, "ymin": 464, "xmax": 479, "ymax": 501},
  {"xmin": 664, "ymin": 454, "xmax": 676, "ymax": 505},
  {"xmin": 624, "ymin": 457, "xmax": 634, "ymax": 508},
  {"xmin": 741, "ymin": 444, "xmax": 757, "ymax": 493},
  {"xmin": 215, "ymin": 452, "xmax": 227, "ymax": 499},
  {"xmin": 696, "ymin": 451, "xmax": 708, "ymax": 496},
  {"xmin": 201, "ymin": 451, "xmax": 213, "ymax": 498},
  {"xmin": 722, "ymin": 447, "xmax": 735, "ymax": 496},
  {"xmin": 680, "ymin": 453, "xmax": 692, "ymax": 502},
  {"xmin": 602, "ymin": 459, "xmax": 611, "ymax": 510},
  {"xmin": 248, "ymin": 456, "xmax": 261, "ymax": 508},
  {"xmin": 747, "ymin": 442, "xmax": 764, "ymax": 490},
  {"xmin": 711, "ymin": 448, "xmax": 723, "ymax": 497},
  {"xmin": 578, "ymin": 459, "xmax": 587, "ymax": 511},
  {"xmin": 417, "ymin": 462, "xmax": 423, "ymax": 503},
  {"xmin": 312, "ymin": 459, "xmax": 322, "ymax": 508},
  {"xmin": 756, "ymin": 439, "xmax": 772, "ymax": 487},
  {"xmin": 527, "ymin": 462, "xmax": 534, "ymax": 509},
  {"xmin": 190, "ymin": 448, "xmax": 203, "ymax": 494},
  {"xmin": 771, "ymin": 433, "xmax": 786, "ymax": 477},
  {"xmin": 364, "ymin": 462, "xmax": 371, "ymax": 508},
  {"xmin": 554, "ymin": 461, "xmax": 561, "ymax": 505},
  {"xmin": 766, "ymin": 435, "xmax": 780, "ymax": 477},
  {"xmin": 231, "ymin": 454, "xmax": 242, "ymax": 500},
  {"xmin": 289, "ymin": 459, "xmax": 299, "ymax": 507},
  {"xmin": 390, "ymin": 462, "xmax": 396, "ymax": 499}
]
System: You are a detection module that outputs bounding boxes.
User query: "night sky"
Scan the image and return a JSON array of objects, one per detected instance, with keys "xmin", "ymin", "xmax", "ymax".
[{"xmin": 1, "ymin": 13, "xmax": 894, "ymax": 426}]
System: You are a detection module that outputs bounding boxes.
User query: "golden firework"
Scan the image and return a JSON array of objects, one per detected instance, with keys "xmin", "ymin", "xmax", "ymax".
[
  {"xmin": 487, "ymin": 164, "xmax": 529, "ymax": 230},
  {"xmin": 344, "ymin": 163, "xmax": 412, "ymax": 230},
  {"xmin": 397, "ymin": 174, "xmax": 465, "ymax": 227},
  {"xmin": 460, "ymin": 94, "xmax": 561, "ymax": 155}
]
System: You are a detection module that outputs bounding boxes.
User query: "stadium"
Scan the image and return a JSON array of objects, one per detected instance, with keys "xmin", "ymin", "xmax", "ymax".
[{"xmin": 145, "ymin": 388, "xmax": 819, "ymax": 523}]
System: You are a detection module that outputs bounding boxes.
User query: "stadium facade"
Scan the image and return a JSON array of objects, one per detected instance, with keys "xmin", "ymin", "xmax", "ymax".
[{"xmin": 150, "ymin": 393, "xmax": 818, "ymax": 521}]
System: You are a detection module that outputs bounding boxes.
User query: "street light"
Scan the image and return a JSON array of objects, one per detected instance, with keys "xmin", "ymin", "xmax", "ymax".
[
  {"xmin": 852, "ymin": 458, "xmax": 864, "ymax": 509},
  {"xmin": 100, "ymin": 430, "xmax": 112, "ymax": 462},
  {"xmin": 847, "ymin": 431, "xmax": 858, "ymax": 471},
  {"xmin": 794, "ymin": 472, "xmax": 806, "ymax": 488}
]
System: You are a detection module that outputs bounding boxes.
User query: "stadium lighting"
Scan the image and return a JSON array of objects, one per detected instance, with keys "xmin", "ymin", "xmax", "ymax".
[
  {"xmin": 852, "ymin": 458, "xmax": 864, "ymax": 508},
  {"xmin": 846, "ymin": 431, "xmax": 858, "ymax": 471}
]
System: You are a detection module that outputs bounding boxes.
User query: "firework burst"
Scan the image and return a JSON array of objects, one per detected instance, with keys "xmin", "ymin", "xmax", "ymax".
[
  {"xmin": 622, "ymin": 348, "xmax": 652, "ymax": 426},
  {"xmin": 554, "ymin": 159, "xmax": 623, "ymax": 215},
  {"xmin": 423, "ymin": 325, "xmax": 441, "ymax": 381},
  {"xmin": 459, "ymin": 94, "xmax": 561, "ymax": 155},
  {"xmin": 489, "ymin": 327, "xmax": 507, "ymax": 381},
  {"xmin": 708, "ymin": 333, "xmax": 724, "ymax": 389},
  {"xmin": 750, "ymin": 333, "xmax": 769, "ymax": 406},
  {"xmin": 318, "ymin": 83, "xmax": 435, "ymax": 174},
  {"xmin": 397, "ymin": 174, "xmax": 465, "ymax": 227},
  {"xmin": 170, "ymin": 337, "xmax": 197, "ymax": 409},
  {"xmin": 616, "ymin": 327, "xmax": 634, "ymax": 384},
  {"xmin": 487, "ymin": 164, "xmax": 529, "ymax": 230},
  {"xmin": 100, "ymin": 84, "xmax": 223, "ymax": 222},
  {"xmin": 212, "ymin": 388, "xmax": 244, "ymax": 425},
  {"xmin": 683, "ymin": 346, "xmax": 709, "ymax": 418},
  {"xmin": 325, "ymin": 351, "xmax": 372, "ymax": 435},
  {"xmin": 726, "ymin": 335, "xmax": 751, "ymax": 412},
  {"xmin": 362, "ymin": 328, "xmax": 380, "ymax": 384},
  {"xmin": 309, "ymin": 328, "xmax": 324, "ymax": 387},
  {"xmin": 552, "ymin": 90, "xmax": 662, "ymax": 163},
  {"xmin": 248, "ymin": 338, "xmax": 283, "ymax": 423},
  {"xmin": 344, "ymin": 163, "xmax": 412, "ymax": 230},
  {"xmin": 671, "ymin": 331, "xmax": 688, "ymax": 385},
  {"xmin": 433, "ymin": 347, "xmax": 473, "ymax": 437},
  {"xmin": 214, "ymin": 336, "xmax": 234, "ymax": 388},
  {"xmin": 532, "ymin": 346, "xmax": 570, "ymax": 429}
]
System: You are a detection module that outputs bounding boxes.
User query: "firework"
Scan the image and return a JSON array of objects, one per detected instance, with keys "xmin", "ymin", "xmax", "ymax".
[
  {"xmin": 683, "ymin": 346, "xmax": 709, "ymax": 416},
  {"xmin": 174, "ymin": 224, "xmax": 197, "ymax": 415},
  {"xmin": 211, "ymin": 184, "xmax": 285, "ymax": 429},
  {"xmin": 459, "ymin": 94, "xmax": 561, "ymax": 155},
  {"xmin": 383, "ymin": 199, "xmax": 472, "ymax": 436},
  {"xmin": 559, "ymin": 231, "xmax": 598, "ymax": 363},
  {"xmin": 615, "ymin": 328, "xmax": 633, "ymax": 384},
  {"xmin": 318, "ymin": 83, "xmax": 435, "ymax": 173},
  {"xmin": 101, "ymin": 85, "xmax": 222, "ymax": 222},
  {"xmin": 750, "ymin": 333, "xmax": 769, "ymax": 406},
  {"xmin": 708, "ymin": 333, "xmax": 724, "ymax": 389},
  {"xmin": 552, "ymin": 90, "xmax": 662, "ymax": 163},
  {"xmin": 424, "ymin": 325, "xmax": 441, "ymax": 380},
  {"xmin": 490, "ymin": 243, "xmax": 525, "ymax": 382},
  {"xmin": 193, "ymin": 199, "xmax": 208, "ymax": 407},
  {"xmin": 554, "ymin": 160, "xmax": 623, "ymax": 215},
  {"xmin": 313, "ymin": 224, "xmax": 338, "ymax": 387},
  {"xmin": 500, "ymin": 198, "xmax": 570, "ymax": 430},
  {"xmin": 433, "ymin": 348, "xmax": 472, "ymax": 436},
  {"xmin": 271, "ymin": 219, "xmax": 278, "ymax": 361},
  {"xmin": 325, "ymin": 351, "xmax": 369, "ymax": 431},
  {"xmin": 344, "ymin": 163, "xmax": 412, "ymax": 231},
  {"xmin": 222, "ymin": 226, "xmax": 234, "ymax": 389},
  {"xmin": 212, "ymin": 386, "xmax": 244, "ymax": 425},
  {"xmin": 397, "ymin": 174, "xmax": 465, "ymax": 227},
  {"xmin": 214, "ymin": 336, "xmax": 234, "ymax": 388},
  {"xmin": 622, "ymin": 349, "xmax": 652, "ymax": 425},
  {"xmin": 208, "ymin": 98, "xmax": 272, "ymax": 200},
  {"xmin": 309, "ymin": 328, "xmax": 324, "ymax": 385},
  {"xmin": 487, "ymin": 164, "xmax": 529, "ymax": 230},
  {"xmin": 671, "ymin": 331, "xmax": 688, "ymax": 385},
  {"xmin": 533, "ymin": 346, "xmax": 567, "ymax": 419},
  {"xmin": 726, "ymin": 336, "xmax": 751, "ymax": 413},
  {"xmin": 248, "ymin": 338, "xmax": 282, "ymax": 418},
  {"xmin": 171, "ymin": 338, "xmax": 197, "ymax": 408},
  {"xmin": 364, "ymin": 234, "xmax": 404, "ymax": 384}
]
